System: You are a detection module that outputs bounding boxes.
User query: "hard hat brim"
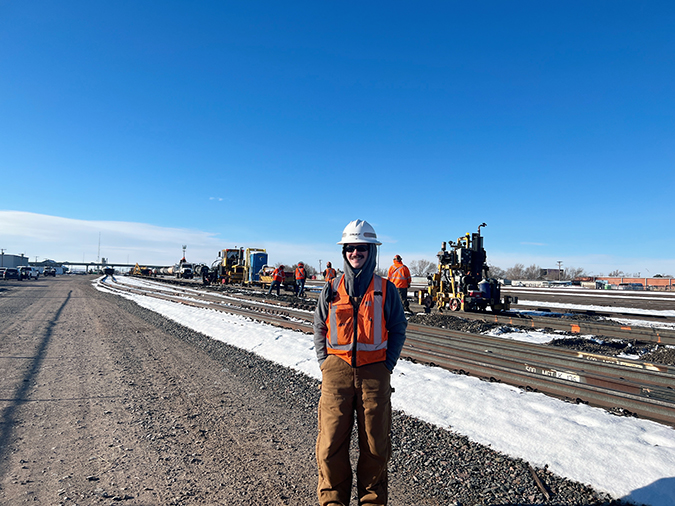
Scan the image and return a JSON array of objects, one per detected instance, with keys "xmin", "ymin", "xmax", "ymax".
[{"xmin": 337, "ymin": 238, "xmax": 381, "ymax": 245}]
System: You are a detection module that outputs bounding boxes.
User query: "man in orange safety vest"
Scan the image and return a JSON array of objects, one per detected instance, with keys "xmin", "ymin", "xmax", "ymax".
[
  {"xmin": 267, "ymin": 265, "xmax": 284, "ymax": 296},
  {"xmin": 388, "ymin": 254, "xmax": 412, "ymax": 312},
  {"xmin": 313, "ymin": 220, "xmax": 407, "ymax": 506},
  {"xmin": 294, "ymin": 262, "xmax": 307, "ymax": 297},
  {"xmin": 322, "ymin": 261, "xmax": 336, "ymax": 283}
]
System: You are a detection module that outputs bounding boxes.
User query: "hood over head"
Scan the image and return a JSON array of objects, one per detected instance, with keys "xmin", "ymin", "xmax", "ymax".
[{"xmin": 342, "ymin": 243, "xmax": 378, "ymax": 297}]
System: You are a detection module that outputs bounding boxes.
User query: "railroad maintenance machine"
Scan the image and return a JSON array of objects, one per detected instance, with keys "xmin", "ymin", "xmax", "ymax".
[
  {"xmin": 421, "ymin": 223, "xmax": 517, "ymax": 313},
  {"xmin": 211, "ymin": 248, "xmax": 269, "ymax": 285}
]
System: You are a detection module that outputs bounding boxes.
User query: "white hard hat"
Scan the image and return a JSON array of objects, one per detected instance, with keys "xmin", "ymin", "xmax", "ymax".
[{"xmin": 337, "ymin": 219, "xmax": 382, "ymax": 245}]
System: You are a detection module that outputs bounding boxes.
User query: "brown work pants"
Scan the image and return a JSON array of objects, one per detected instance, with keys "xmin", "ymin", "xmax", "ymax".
[{"xmin": 316, "ymin": 355, "xmax": 392, "ymax": 506}]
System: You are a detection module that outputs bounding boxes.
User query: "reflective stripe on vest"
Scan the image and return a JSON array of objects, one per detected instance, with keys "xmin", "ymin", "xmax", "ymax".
[
  {"xmin": 325, "ymin": 268, "xmax": 336, "ymax": 280},
  {"xmin": 295, "ymin": 267, "xmax": 306, "ymax": 279},
  {"xmin": 326, "ymin": 274, "xmax": 388, "ymax": 354},
  {"xmin": 389, "ymin": 264, "xmax": 410, "ymax": 288}
]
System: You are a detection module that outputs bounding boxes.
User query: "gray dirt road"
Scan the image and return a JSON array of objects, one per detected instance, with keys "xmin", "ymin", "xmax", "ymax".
[{"xmin": 0, "ymin": 276, "xmax": 321, "ymax": 505}]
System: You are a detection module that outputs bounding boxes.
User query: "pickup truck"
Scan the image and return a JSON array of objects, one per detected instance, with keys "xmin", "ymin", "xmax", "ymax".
[{"xmin": 177, "ymin": 263, "xmax": 194, "ymax": 279}]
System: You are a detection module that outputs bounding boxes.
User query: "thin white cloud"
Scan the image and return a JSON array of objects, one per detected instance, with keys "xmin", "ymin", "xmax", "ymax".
[
  {"xmin": 0, "ymin": 211, "xmax": 223, "ymax": 266},
  {"xmin": 2, "ymin": 211, "xmax": 672, "ymax": 276},
  {"xmin": 0, "ymin": 211, "xmax": 340, "ymax": 271}
]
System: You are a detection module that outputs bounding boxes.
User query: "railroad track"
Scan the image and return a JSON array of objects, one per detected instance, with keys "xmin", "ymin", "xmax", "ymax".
[
  {"xmin": 147, "ymin": 275, "xmax": 675, "ymax": 345},
  {"xmin": 433, "ymin": 310, "xmax": 675, "ymax": 345},
  {"xmin": 513, "ymin": 302, "xmax": 675, "ymax": 323},
  {"xmin": 101, "ymin": 276, "xmax": 675, "ymax": 426}
]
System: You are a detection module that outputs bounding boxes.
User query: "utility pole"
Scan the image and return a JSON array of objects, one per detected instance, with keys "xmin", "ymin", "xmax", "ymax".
[
  {"xmin": 557, "ymin": 261, "xmax": 563, "ymax": 281},
  {"xmin": 319, "ymin": 259, "xmax": 322, "ymax": 273}
]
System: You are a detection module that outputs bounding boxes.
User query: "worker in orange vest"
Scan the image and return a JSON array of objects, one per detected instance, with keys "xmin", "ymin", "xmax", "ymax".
[
  {"xmin": 322, "ymin": 261, "xmax": 336, "ymax": 282},
  {"xmin": 388, "ymin": 254, "xmax": 412, "ymax": 312},
  {"xmin": 313, "ymin": 220, "xmax": 407, "ymax": 506},
  {"xmin": 268, "ymin": 265, "xmax": 284, "ymax": 296},
  {"xmin": 294, "ymin": 262, "xmax": 307, "ymax": 297}
]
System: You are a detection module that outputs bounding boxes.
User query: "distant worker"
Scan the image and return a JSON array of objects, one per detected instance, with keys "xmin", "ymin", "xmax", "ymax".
[
  {"xmin": 200, "ymin": 265, "xmax": 210, "ymax": 285},
  {"xmin": 388, "ymin": 254, "xmax": 412, "ymax": 313},
  {"xmin": 268, "ymin": 265, "xmax": 285, "ymax": 296},
  {"xmin": 294, "ymin": 262, "xmax": 307, "ymax": 297},
  {"xmin": 322, "ymin": 261, "xmax": 336, "ymax": 283},
  {"xmin": 314, "ymin": 219, "xmax": 407, "ymax": 506}
]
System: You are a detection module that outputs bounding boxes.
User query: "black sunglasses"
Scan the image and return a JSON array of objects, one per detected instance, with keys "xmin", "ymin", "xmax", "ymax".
[{"xmin": 344, "ymin": 245, "xmax": 369, "ymax": 253}]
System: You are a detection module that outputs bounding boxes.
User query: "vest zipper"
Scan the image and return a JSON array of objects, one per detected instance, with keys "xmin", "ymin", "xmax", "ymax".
[{"xmin": 350, "ymin": 296, "xmax": 361, "ymax": 367}]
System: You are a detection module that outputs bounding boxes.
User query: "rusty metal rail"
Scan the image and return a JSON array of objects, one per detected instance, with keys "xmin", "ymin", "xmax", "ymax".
[
  {"xmin": 483, "ymin": 308, "xmax": 675, "ymax": 345},
  {"xmin": 99, "ymin": 276, "xmax": 312, "ymax": 333},
  {"xmin": 145, "ymin": 274, "xmax": 675, "ymax": 344},
  {"xmin": 404, "ymin": 325, "xmax": 675, "ymax": 425},
  {"xmin": 101, "ymin": 276, "xmax": 675, "ymax": 426}
]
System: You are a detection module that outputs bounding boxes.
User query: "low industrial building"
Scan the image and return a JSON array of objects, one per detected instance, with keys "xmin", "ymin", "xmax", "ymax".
[{"xmin": 0, "ymin": 253, "xmax": 30, "ymax": 269}]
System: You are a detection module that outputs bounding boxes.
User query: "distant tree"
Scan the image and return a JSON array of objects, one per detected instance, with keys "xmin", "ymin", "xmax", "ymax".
[
  {"xmin": 505, "ymin": 263, "xmax": 525, "ymax": 280},
  {"xmin": 563, "ymin": 267, "xmax": 587, "ymax": 280},
  {"xmin": 523, "ymin": 264, "xmax": 542, "ymax": 280},
  {"xmin": 374, "ymin": 266, "xmax": 388, "ymax": 277},
  {"xmin": 608, "ymin": 269, "xmax": 625, "ymax": 277},
  {"xmin": 409, "ymin": 259, "xmax": 436, "ymax": 276},
  {"xmin": 488, "ymin": 265, "xmax": 506, "ymax": 279}
]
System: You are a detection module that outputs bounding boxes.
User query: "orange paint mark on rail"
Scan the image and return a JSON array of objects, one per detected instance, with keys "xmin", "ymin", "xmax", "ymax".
[{"xmin": 571, "ymin": 324, "xmax": 581, "ymax": 333}]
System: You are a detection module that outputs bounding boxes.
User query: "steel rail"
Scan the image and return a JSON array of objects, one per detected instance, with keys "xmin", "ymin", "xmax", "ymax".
[
  {"xmin": 99, "ymin": 277, "xmax": 312, "ymax": 333},
  {"xmin": 400, "ymin": 345, "xmax": 675, "ymax": 426},
  {"xmin": 408, "ymin": 324, "xmax": 675, "ymax": 378},
  {"xmin": 142, "ymin": 275, "xmax": 675, "ymax": 336},
  {"xmin": 431, "ymin": 311, "xmax": 675, "ymax": 345},
  {"xmin": 102, "ymin": 277, "xmax": 675, "ymax": 426},
  {"xmin": 152, "ymin": 276, "xmax": 675, "ymax": 343},
  {"xmin": 512, "ymin": 301, "xmax": 675, "ymax": 322},
  {"xmin": 405, "ymin": 326, "xmax": 675, "ymax": 404}
]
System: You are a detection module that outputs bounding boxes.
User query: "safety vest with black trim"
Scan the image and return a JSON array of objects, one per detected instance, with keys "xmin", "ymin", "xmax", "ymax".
[
  {"xmin": 325, "ymin": 274, "xmax": 388, "ymax": 367},
  {"xmin": 295, "ymin": 266, "xmax": 306, "ymax": 280},
  {"xmin": 388, "ymin": 262, "xmax": 411, "ymax": 288}
]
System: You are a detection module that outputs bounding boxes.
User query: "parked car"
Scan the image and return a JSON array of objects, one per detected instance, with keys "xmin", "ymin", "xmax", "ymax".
[
  {"xmin": 43, "ymin": 266, "xmax": 57, "ymax": 277},
  {"xmin": 3, "ymin": 268, "xmax": 21, "ymax": 280},
  {"xmin": 18, "ymin": 266, "xmax": 40, "ymax": 280},
  {"xmin": 618, "ymin": 282, "xmax": 644, "ymax": 291},
  {"xmin": 0, "ymin": 267, "xmax": 6, "ymax": 278}
]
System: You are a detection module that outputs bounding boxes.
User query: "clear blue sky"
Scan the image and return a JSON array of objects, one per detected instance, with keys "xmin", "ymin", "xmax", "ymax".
[{"xmin": 1, "ymin": 1, "xmax": 673, "ymax": 275}]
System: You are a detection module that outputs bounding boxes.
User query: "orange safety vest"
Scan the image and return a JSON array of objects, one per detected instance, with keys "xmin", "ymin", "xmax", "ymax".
[
  {"xmin": 388, "ymin": 262, "xmax": 411, "ymax": 288},
  {"xmin": 325, "ymin": 274, "xmax": 388, "ymax": 367},
  {"xmin": 324, "ymin": 267, "xmax": 336, "ymax": 281},
  {"xmin": 295, "ymin": 266, "xmax": 306, "ymax": 280},
  {"xmin": 272, "ymin": 268, "xmax": 285, "ymax": 282}
]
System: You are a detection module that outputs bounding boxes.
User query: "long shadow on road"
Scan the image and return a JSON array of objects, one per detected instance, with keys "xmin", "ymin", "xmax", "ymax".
[{"xmin": 0, "ymin": 290, "xmax": 72, "ymax": 479}]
